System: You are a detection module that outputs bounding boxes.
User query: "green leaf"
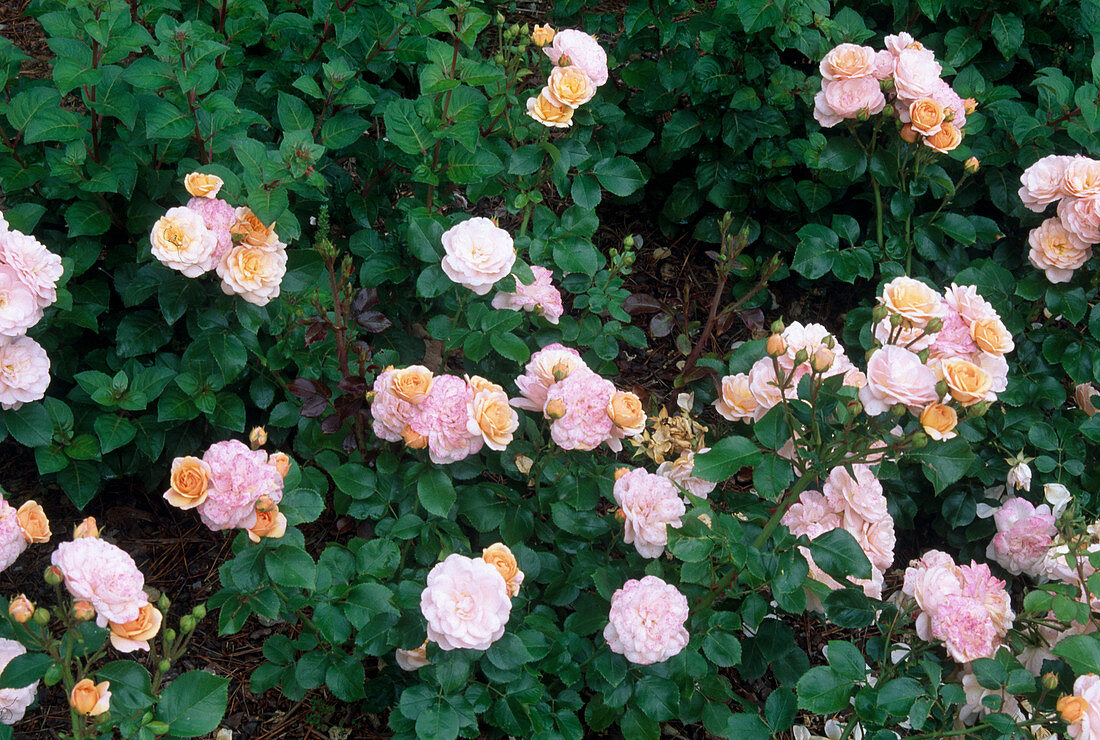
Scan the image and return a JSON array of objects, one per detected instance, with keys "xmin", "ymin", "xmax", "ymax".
[
  {"xmin": 0, "ymin": 652, "xmax": 52, "ymax": 689},
  {"xmin": 320, "ymin": 113, "xmax": 367, "ymax": 149},
  {"xmin": 826, "ymin": 641, "xmax": 867, "ymax": 682},
  {"xmin": 96, "ymin": 660, "xmax": 154, "ymax": 715},
  {"xmin": 571, "ymin": 174, "xmax": 602, "ymax": 209},
  {"xmin": 909, "ymin": 437, "xmax": 976, "ymax": 493},
  {"xmin": 265, "ymin": 546, "xmax": 316, "ymax": 590},
  {"xmin": 276, "ymin": 92, "xmax": 313, "ymax": 132},
  {"xmin": 355, "ymin": 539, "xmax": 400, "ymax": 579},
  {"xmin": 991, "ymin": 14, "xmax": 1024, "ymax": 58},
  {"xmin": 486, "ymin": 633, "xmax": 533, "ymax": 670},
  {"xmin": 1054, "ymin": 634, "xmax": 1100, "ymax": 674},
  {"xmin": 489, "ymin": 332, "xmax": 530, "ymax": 363},
  {"xmin": 818, "ymin": 139, "xmax": 864, "ymax": 171},
  {"xmin": 936, "ymin": 214, "xmax": 976, "ymax": 245},
  {"xmin": 693, "ymin": 436, "xmax": 762, "ymax": 482},
  {"xmin": 594, "ymin": 156, "xmax": 645, "ymax": 197},
  {"xmin": 809, "ymin": 528, "xmax": 873, "ymax": 581},
  {"xmin": 66, "ymin": 201, "xmax": 110, "ymax": 237},
  {"xmin": 877, "ymin": 677, "xmax": 926, "ymax": 716},
  {"xmin": 93, "ymin": 414, "xmax": 136, "ymax": 454},
  {"xmin": 724, "ymin": 713, "xmax": 770, "ymax": 739},
  {"xmin": 796, "ymin": 666, "xmax": 852, "ymax": 713},
  {"xmin": 418, "ymin": 468, "xmax": 456, "ymax": 517},
  {"xmin": 415, "ymin": 699, "xmax": 461, "ymax": 740},
  {"xmin": 703, "ymin": 631, "xmax": 742, "ymax": 668},
  {"xmin": 3, "ymin": 403, "xmax": 52, "ymax": 447},
  {"xmin": 383, "ymin": 99, "xmax": 433, "ymax": 155},
  {"xmin": 155, "ymin": 670, "xmax": 229, "ymax": 737},
  {"xmin": 24, "ymin": 107, "xmax": 84, "ymax": 144}
]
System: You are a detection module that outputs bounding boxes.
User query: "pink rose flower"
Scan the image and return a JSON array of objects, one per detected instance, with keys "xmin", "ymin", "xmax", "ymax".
[
  {"xmin": 819, "ymin": 43, "xmax": 878, "ymax": 80},
  {"xmin": 858, "ymin": 345, "xmax": 938, "ymax": 415},
  {"xmin": 613, "ymin": 468, "xmax": 685, "ymax": 558},
  {"xmin": 873, "ymin": 50, "xmax": 895, "ymax": 79},
  {"xmin": 0, "ymin": 335, "xmax": 50, "ymax": 410},
  {"xmin": 0, "ymin": 499, "xmax": 27, "ymax": 572},
  {"xmin": 1061, "ymin": 156, "xmax": 1100, "ymax": 198},
  {"xmin": 943, "ymin": 283, "xmax": 1001, "ymax": 325},
  {"xmin": 747, "ymin": 357, "xmax": 784, "ymax": 411},
  {"xmin": 931, "ymin": 593, "xmax": 999, "ymax": 662},
  {"xmin": 928, "ymin": 309, "xmax": 979, "ymax": 360},
  {"xmin": 0, "ymin": 266, "xmax": 42, "ymax": 336},
  {"xmin": 543, "ymin": 29, "xmax": 609, "ymax": 86},
  {"xmin": 884, "ymin": 32, "xmax": 917, "ymax": 56},
  {"xmin": 902, "ymin": 550, "xmax": 964, "ymax": 640},
  {"xmin": 408, "ymin": 374, "xmax": 483, "ymax": 465},
  {"xmin": 0, "ymin": 637, "xmax": 38, "ymax": 724},
  {"xmin": 813, "ymin": 77, "xmax": 886, "ymax": 128},
  {"xmin": 603, "ymin": 575, "xmax": 688, "ymax": 665},
  {"xmin": 545, "ymin": 368, "xmax": 617, "ymax": 451},
  {"xmin": 715, "ymin": 372, "xmax": 761, "ymax": 422},
  {"xmin": 1058, "ymin": 195, "xmax": 1100, "ymax": 245},
  {"xmin": 198, "ymin": 440, "xmax": 284, "ymax": 531},
  {"xmin": 1028, "ymin": 216, "xmax": 1093, "ymax": 283},
  {"xmin": 420, "ymin": 553, "xmax": 512, "ymax": 651},
  {"xmin": 441, "ymin": 217, "xmax": 516, "ymax": 296},
  {"xmin": 51, "ymin": 538, "xmax": 148, "ymax": 624},
  {"xmin": 986, "ymin": 498, "xmax": 1057, "ymax": 577},
  {"xmin": 0, "ymin": 228, "xmax": 63, "ymax": 310},
  {"xmin": 892, "ymin": 47, "xmax": 942, "ymax": 101},
  {"xmin": 1019, "ymin": 154, "xmax": 1075, "ymax": 212},
  {"xmin": 823, "ymin": 464, "xmax": 888, "ymax": 525},
  {"xmin": 490, "ymin": 265, "xmax": 564, "ymax": 324},
  {"xmin": 186, "ymin": 196, "xmax": 236, "ymax": 262},
  {"xmin": 930, "ymin": 79, "xmax": 967, "ymax": 129},
  {"xmin": 370, "ymin": 368, "xmax": 417, "ymax": 442},
  {"xmin": 859, "ymin": 517, "xmax": 896, "ymax": 573},
  {"xmin": 782, "ymin": 490, "xmax": 842, "ymax": 541},
  {"xmin": 656, "ymin": 450, "xmax": 716, "ymax": 499},
  {"xmin": 511, "ymin": 343, "xmax": 587, "ymax": 412}
]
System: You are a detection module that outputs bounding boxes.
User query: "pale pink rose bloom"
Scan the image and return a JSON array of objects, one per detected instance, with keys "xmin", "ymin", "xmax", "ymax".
[
  {"xmin": 150, "ymin": 206, "xmax": 218, "ymax": 277},
  {"xmin": 930, "ymin": 79, "xmax": 967, "ymax": 129},
  {"xmin": 902, "ymin": 550, "xmax": 964, "ymax": 641},
  {"xmin": 1064, "ymin": 673, "xmax": 1100, "ymax": 740},
  {"xmin": 958, "ymin": 668, "xmax": 1021, "ymax": 725},
  {"xmin": 409, "ymin": 374, "xmax": 483, "ymax": 465},
  {"xmin": 0, "ymin": 499, "xmax": 27, "ymax": 572},
  {"xmin": 813, "ymin": 77, "xmax": 886, "ymax": 128},
  {"xmin": 714, "ymin": 373, "xmax": 760, "ymax": 422},
  {"xmin": 0, "ymin": 637, "xmax": 38, "ymax": 724},
  {"xmin": 394, "ymin": 643, "xmax": 430, "ymax": 671},
  {"xmin": 490, "ymin": 265, "xmax": 564, "ymax": 324},
  {"xmin": 0, "ymin": 335, "xmax": 50, "ymax": 410},
  {"xmin": 943, "ymin": 283, "xmax": 1001, "ymax": 325},
  {"xmin": 927, "ymin": 309, "xmax": 978, "ymax": 360},
  {"xmin": 0, "ymin": 228, "xmax": 63, "ymax": 309},
  {"xmin": 613, "ymin": 468, "xmax": 685, "ymax": 558},
  {"xmin": 198, "ymin": 440, "xmax": 284, "ymax": 531},
  {"xmin": 656, "ymin": 450, "xmax": 716, "ymax": 499},
  {"xmin": 747, "ymin": 357, "xmax": 784, "ymax": 411},
  {"xmin": 777, "ymin": 322, "xmax": 850, "ymax": 373},
  {"xmin": 0, "ymin": 266, "xmax": 42, "ymax": 336},
  {"xmin": 1028, "ymin": 216, "xmax": 1093, "ymax": 283},
  {"xmin": 986, "ymin": 498, "xmax": 1056, "ymax": 577},
  {"xmin": 420, "ymin": 553, "xmax": 511, "ymax": 651},
  {"xmin": 930, "ymin": 593, "xmax": 998, "ymax": 662},
  {"xmin": 819, "ymin": 43, "xmax": 877, "ymax": 80},
  {"xmin": 1061, "ymin": 156, "xmax": 1100, "ymax": 198},
  {"xmin": 884, "ymin": 32, "xmax": 917, "ymax": 56},
  {"xmin": 1058, "ymin": 195, "xmax": 1100, "ymax": 245},
  {"xmin": 217, "ymin": 241, "xmax": 288, "ymax": 306},
  {"xmin": 440, "ymin": 218, "xmax": 516, "ymax": 296},
  {"xmin": 543, "ymin": 29, "xmax": 609, "ymax": 86},
  {"xmin": 859, "ymin": 517, "xmax": 896, "ymax": 573},
  {"xmin": 545, "ymin": 368, "xmax": 617, "ymax": 451},
  {"xmin": 512, "ymin": 343, "xmax": 587, "ymax": 412},
  {"xmin": 782, "ymin": 490, "xmax": 842, "ymax": 541},
  {"xmin": 0, "ymin": 210, "xmax": 7, "ymax": 232},
  {"xmin": 1018, "ymin": 154, "xmax": 1075, "ymax": 211},
  {"xmin": 892, "ymin": 47, "xmax": 942, "ymax": 101},
  {"xmin": 604, "ymin": 575, "xmax": 689, "ymax": 665},
  {"xmin": 858, "ymin": 345, "xmax": 938, "ymax": 415},
  {"xmin": 186, "ymin": 196, "xmax": 236, "ymax": 262},
  {"xmin": 51, "ymin": 538, "xmax": 148, "ymax": 624},
  {"xmin": 370, "ymin": 369, "xmax": 415, "ymax": 442},
  {"xmin": 873, "ymin": 50, "xmax": 895, "ymax": 79},
  {"xmin": 823, "ymin": 464, "xmax": 888, "ymax": 525},
  {"xmin": 959, "ymin": 561, "xmax": 1014, "ymax": 636},
  {"xmin": 977, "ymin": 351, "xmax": 1009, "ymax": 394}
]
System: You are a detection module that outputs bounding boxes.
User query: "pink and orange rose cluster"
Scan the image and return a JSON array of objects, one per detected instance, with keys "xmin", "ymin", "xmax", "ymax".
[
  {"xmin": 0, "ymin": 214, "xmax": 61, "ymax": 410},
  {"xmin": 371, "ymin": 366, "xmax": 519, "ymax": 465},
  {"xmin": 513, "ymin": 343, "xmax": 644, "ymax": 452},
  {"xmin": 782, "ymin": 464, "xmax": 895, "ymax": 607},
  {"xmin": 149, "ymin": 172, "xmax": 288, "ymax": 305},
  {"xmin": 526, "ymin": 26, "xmax": 608, "ymax": 128},
  {"xmin": 0, "ymin": 498, "xmax": 50, "ymax": 572},
  {"xmin": 162, "ymin": 438, "xmax": 289, "ymax": 542},
  {"xmin": 814, "ymin": 34, "xmax": 973, "ymax": 153},
  {"xmin": 1018, "ymin": 154, "xmax": 1100, "ymax": 282}
]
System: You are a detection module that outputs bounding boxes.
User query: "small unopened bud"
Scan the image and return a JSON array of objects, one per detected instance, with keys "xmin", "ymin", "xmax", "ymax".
[
  {"xmin": 811, "ymin": 347, "xmax": 834, "ymax": 372},
  {"xmin": 269, "ymin": 452, "xmax": 291, "ymax": 478},
  {"xmin": 44, "ymin": 565, "xmax": 62, "ymax": 585},
  {"xmin": 73, "ymin": 517, "xmax": 98, "ymax": 539},
  {"xmin": 613, "ymin": 508, "xmax": 626, "ymax": 522},
  {"xmin": 917, "ymin": 348, "xmax": 930, "ymax": 363},
  {"xmin": 158, "ymin": 659, "xmax": 171, "ymax": 673},
  {"xmin": 963, "ymin": 98, "xmax": 977, "ymax": 115},
  {"xmin": 793, "ymin": 348, "xmax": 809, "ymax": 365},
  {"xmin": 249, "ymin": 426, "xmax": 268, "ymax": 449},
  {"xmin": 73, "ymin": 601, "xmax": 95, "ymax": 621},
  {"xmin": 925, "ymin": 318, "xmax": 943, "ymax": 334},
  {"xmin": 847, "ymin": 400, "xmax": 863, "ymax": 416},
  {"xmin": 969, "ymin": 401, "xmax": 991, "ymax": 418},
  {"xmin": 856, "ymin": 107, "xmax": 870, "ymax": 122},
  {"xmin": 545, "ymin": 399, "xmax": 567, "ymax": 419},
  {"xmin": 158, "ymin": 593, "xmax": 170, "ymax": 612},
  {"xmin": 935, "ymin": 380, "xmax": 948, "ymax": 398},
  {"xmin": 32, "ymin": 607, "xmax": 50, "ymax": 625},
  {"xmin": 180, "ymin": 615, "xmax": 196, "ymax": 633},
  {"xmin": 766, "ymin": 334, "xmax": 787, "ymax": 357},
  {"xmin": 871, "ymin": 305, "xmax": 888, "ymax": 323},
  {"xmin": 943, "ymin": 106, "xmax": 955, "ymax": 121},
  {"xmin": 8, "ymin": 595, "xmax": 33, "ymax": 623},
  {"xmin": 164, "ymin": 628, "xmax": 176, "ymax": 643},
  {"xmin": 364, "ymin": 390, "xmax": 376, "ymax": 403},
  {"xmin": 882, "ymin": 101, "xmax": 895, "ymax": 117},
  {"xmin": 614, "ymin": 467, "xmax": 630, "ymax": 481},
  {"xmin": 880, "ymin": 77, "xmax": 895, "ymax": 92},
  {"xmin": 889, "ymin": 312, "xmax": 904, "ymax": 327},
  {"xmin": 192, "ymin": 604, "xmax": 207, "ymax": 621},
  {"xmin": 623, "ymin": 235, "xmax": 635, "ymax": 248},
  {"xmin": 770, "ymin": 318, "xmax": 785, "ymax": 334},
  {"xmin": 964, "ymin": 157, "xmax": 979, "ymax": 174},
  {"xmin": 1043, "ymin": 672, "xmax": 1060, "ymax": 691},
  {"xmin": 494, "ymin": 11, "xmax": 505, "ymax": 24},
  {"xmin": 909, "ymin": 431, "xmax": 929, "ymax": 448},
  {"xmin": 493, "ymin": 52, "xmax": 504, "ymax": 64},
  {"xmin": 824, "ymin": 335, "xmax": 836, "ymax": 349},
  {"xmin": 891, "ymin": 403, "xmax": 907, "ymax": 418},
  {"xmin": 899, "ymin": 123, "xmax": 918, "ymax": 143}
]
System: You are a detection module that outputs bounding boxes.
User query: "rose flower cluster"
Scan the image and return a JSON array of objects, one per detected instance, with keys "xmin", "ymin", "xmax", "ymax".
[
  {"xmin": 162, "ymin": 436, "xmax": 290, "ymax": 541},
  {"xmin": 0, "ymin": 213, "xmax": 62, "ymax": 410},
  {"xmin": 399, "ymin": 543, "xmax": 525, "ymax": 669},
  {"xmin": 526, "ymin": 26, "xmax": 608, "ymax": 129},
  {"xmin": 1019, "ymin": 154, "xmax": 1100, "ymax": 283},
  {"xmin": 149, "ymin": 173, "xmax": 288, "ymax": 305},
  {"xmin": 513, "ymin": 343, "xmax": 644, "ymax": 452},
  {"xmin": 371, "ymin": 367, "xmax": 519, "ymax": 465},
  {"xmin": 0, "ymin": 497, "xmax": 50, "ymax": 573},
  {"xmin": 815, "ymin": 33, "xmax": 974, "ymax": 154}
]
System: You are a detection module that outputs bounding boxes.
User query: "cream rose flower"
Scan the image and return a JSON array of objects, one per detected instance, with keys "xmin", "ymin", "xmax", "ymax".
[
  {"xmin": 1061, "ymin": 156, "xmax": 1100, "ymax": 198},
  {"xmin": 440, "ymin": 217, "xmax": 516, "ymax": 295},
  {"xmin": 1019, "ymin": 154, "xmax": 1074, "ymax": 212},
  {"xmin": 969, "ymin": 317, "xmax": 1014, "ymax": 355},
  {"xmin": 1028, "ymin": 216, "xmax": 1092, "ymax": 283},
  {"xmin": 819, "ymin": 43, "xmax": 877, "ymax": 80},
  {"xmin": 150, "ymin": 206, "xmax": 217, "ymax": 278},
  {"xmin": 919, "ymin": 402, "xmax": 958, "ymax": 441},
  {"xmin": 715, "ymin": 372, "xmax": 759, "ymax": 422},
  {"xmin": 893, "ymin": 47, "xmax": 942, "ymax": 100},
  {"xmin": 908, "ymin": 98, "xmax": 945, "ymax": 136},
  {"xmin": 184, "ymin": 172, "xmax": 224, "ymax": 199},
  {"xmin": 217, "ymin": 242, "xmax": 288, "ymax": 306},
  {"xmin": 940, "ymin": 357, "xmax": 993, "ymax": 406},
  {"xmin": 923, "ymin": 122, "xmax": 962, "ymax": 153},
  {"xmin": 108, "ymin": 603, "xmax": 163, "ymax": 653},
  {"xmin": 880, "ymin": 276, "xmax": 946, "ymax": 328},
  {"xmin": 420, "ymin": 554, "xmax": 512, "ymax": 651},
  {"xmin": 467, "ymin": 386, "xmax": 519, "ymax": 451},
  {"xmin": 544, "ymin": 29, "xmax": 609, "ymax": 87},
  {"xmin": 547, "ymin": 65, "xmax": 596, "ymax": 109},
  {"xmin": 858, "ymin": 345, "xmax": 939, "ymax": 415},
  {"xmin": 390, "ymin": 365, "xmax": 433, "ymax": 404},
  {"xmin": 526, "ymin": 88, "xmax": 574, "ymax": 128},
  {"xmin": 482, "ymin": 543, "xmax": 524, "ymax": 596},
  {"xmin": 1058, "ymin": 195, "xmax": 1100, "ymax": 245},
  {"xmin": 164, "ymin": 456, "xmax": 211, "ymax": 510},
  {"xmin": 607, "ymin": 390, "xmax": 645, "ymax": 435}
]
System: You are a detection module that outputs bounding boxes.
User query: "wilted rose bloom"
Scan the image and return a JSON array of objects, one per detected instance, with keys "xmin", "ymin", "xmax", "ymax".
[
  {"xmin": 150, "ymin": 206, "xmax": 217, "ymax": 277},
  {"xmin": 545, "ymin": 368, "xmax": 618, "ymax": 451},
  {"xmin": 0, "ymin": 638, "xmax": 38, "ymax": 723},
  {"xmin": 604, "ymin": 575, "xmax": 688, "ymax": 665},
  {"xmin": 198, "ymin": 440, "xmax": 284, "ymax": 531},
  {"xmin": 421, "ymin": 553, "xmax": 512, "ymax": 651},
  {"xmin": 52, "ymin": 538, "xmax": 148, "ymax": 624},
  {"xmin": 859, "ymin": 345, "xmax": 938, "ymax": 415},
  {"xmin": 0, "ymin": 228, "xmax": 63, "ymax": 310},
  {"xmin": 217, "ymin": 241, "xmax": 288, "ymax": 306},
  {"xmin": 440, "ymin": 218, "xmax": 516, "ymax": 296},
  {"xmin": 1060, "ymin": 673, "xmax": 1100, "ymax": 739},
  {"xmin": 1058, "ymin": 195, "xmax": 1100, "ymax": 245},
  {"xmin": 70, "ymin": 678, "xmax": 111, "ymax": 716},
  {"xmin": 892, "ymin": 47, "xmax": 942, "ymax": 101},
  {"xmin": 813, "ymin": 77, "xmax": 886, "ymax": 127},
  {"xmin": 526, "ymin": 88, "xmax": 574, "ymax": 128},
  {"xmin": 108, "ymin": 603, "xmax": 162, "ymax": 652},
  {"xmin": 1062, "ymin": 156, "xmax": 1100, "ymax": 199},
  {"xmin": 184, "ymin": 172, "xmax": 223, "ymax": 199},
  {"xmin": 923, "ymin": 122, "xmax": 962, "ymax": 153},
  {"xmin": 481, "ymin": 543, "xmax": 524, "ymax": 596},
  {"xmin": 0, "ymin": 266, "xmax": 42, "ymax": 337},
  {"xmin": 395, "ymin": 641, "xmax": 431, "ymax": 670},
  {"xmin": 544, "ymin": 29, "xmax": 608, "ymax": 86},
  {"xmin": 407, "ymin": 374, "xmax": 483, "ymax": 465},
  {"xmin": 613, "ymin": 468, "xmax": 685, "ymax": 558},
  {"xmin": 512, "ymin": 343, "xmax": 587, "ymax": 412},
  {"xmin": 1006, "ymin": 460, "xmax": 1032, "ymax": 491},
  {"xmin": 1019, "ymin": 154, "xmax": 1075, "ymax": 212},
  {"xmin": 16, "ymin": 501, "xmax": 49, "ymax": 543},
  {"xmin": 164, "ymin": 456, "xmax": 212, "ymax": 510},
  {"xmin": 986, "ymin": 498, "xmax": 1056, "ymax": 577},
  {"xmin": 1045, "ymin": 482, "xmax": 1074, "ymax": 518},
  {"xmin": 547, "ymin": 65, "xmax": 596, "ymax": 108},
  {"xmin": 656, "ymin": 450, "xmax": 716, "ymax": 499},
  {"xmin": 230, "ymin": 207, "xmax": 280, "ymax": 248},
  {"xmin": 490, "ymin": 265, "xmax": 564, "ymax": 324},
  {"xmin": 1029, "ymin": 216, "xmax": 1093, "ymax": 283},
  {"xmin": 819, "ymin": 43, "xmax": 877, "ymax": 80},
  {"xmin": 0, "ymin": 335, "xmax": 50, "ymax": 410},
  {"xmin": 919, "ymin": 402, "xmax": 958, "ymax": 440},
  {"xmin": 186, "ymin": 196, "xmax": 236, "ymax": 261},
  {"xmin": 467, "ymin": 381, "xmax": 518, "ymax": 451}
]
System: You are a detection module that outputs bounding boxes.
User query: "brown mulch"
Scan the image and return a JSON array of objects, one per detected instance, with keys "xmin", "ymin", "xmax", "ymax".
[{"xmin": 0, "ymin": 0, "xmax": 51, "ymax": 80}]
